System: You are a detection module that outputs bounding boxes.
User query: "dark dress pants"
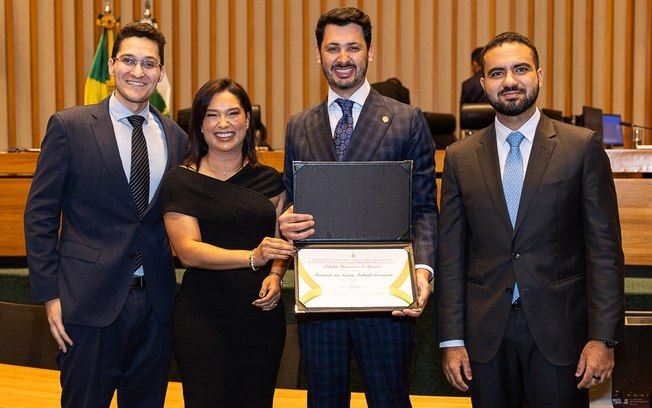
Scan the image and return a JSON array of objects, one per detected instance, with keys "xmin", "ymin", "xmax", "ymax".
[
  {"xmin": 299, "ymin": 314, "xmax": 416, "ymax": 408},
  {"xmin": 469, "ymin": 307, "xmax": 589, "ymax": 408},
  {"xmin": 58, "ymin": 287, "xmax": 173, "ymax": 408}
]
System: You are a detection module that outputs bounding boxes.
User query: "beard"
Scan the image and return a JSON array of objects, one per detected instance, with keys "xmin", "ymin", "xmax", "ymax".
[
  {"xmin": 487, "ymin": 84, "xmax": 539, "ymax": 116},
  {"xmin": 321, "ymin": 61, "xmax": 368, "ymax": 93}
]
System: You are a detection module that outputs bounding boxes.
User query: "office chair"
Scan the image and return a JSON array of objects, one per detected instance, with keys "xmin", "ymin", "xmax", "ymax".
[
  {"xmin": 251, "ymin": 104, "xmax": 271, "ymax": 150},
  {"xmin": 275, "ymin": 324, "xmax": 301, "ymax": 389},
  {"xmin": 459, "ymin": 103, "xmax": 496, "ymax": 138},
  {"xmin": 175, "ymin": 108, "xmax": 191, "ymax": 134},
  {"xmin": 423, "ymin": 112, "xmax": 456, "ymax": 150},
  {"xmin": 0, "ymin": 301, "xmax": 59, "ymax": 369}
]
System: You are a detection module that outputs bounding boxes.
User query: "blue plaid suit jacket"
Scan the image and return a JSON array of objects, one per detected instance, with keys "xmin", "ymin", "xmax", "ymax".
[{"xmin": 283, "ymin": 88, "xmax": 438, "ymax": 268}]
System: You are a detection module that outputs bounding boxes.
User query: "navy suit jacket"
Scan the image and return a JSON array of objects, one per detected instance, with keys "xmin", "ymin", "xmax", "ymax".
[
  {"xmin": 283, "ymin": 88, "xmax": 437, "ymax": 268},
  {"xmin": 24, "ymin": 98, "xmax": 187, "ymax": 327},
  {"xmin": 460, "ymin": 72, "xmax": 489, "ymax": 105},
  {"xmin": 436, "ymin": 114, "xmax": 625, "ymax": 365}
]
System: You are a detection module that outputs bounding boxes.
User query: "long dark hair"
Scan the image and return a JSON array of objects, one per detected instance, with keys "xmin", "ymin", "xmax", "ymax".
[{"xmin": 184, "ymin": 78, "xmax": 258, "ymax": 169}]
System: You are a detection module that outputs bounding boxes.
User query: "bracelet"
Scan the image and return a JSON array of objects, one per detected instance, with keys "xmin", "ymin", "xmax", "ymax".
[
  {"xmin": 248, "ymin": 249, "xmax": 259, "ymax": 271},
  {"xmin": 269, "ymin": 271, "xmax": 284, "ymax": 287}
]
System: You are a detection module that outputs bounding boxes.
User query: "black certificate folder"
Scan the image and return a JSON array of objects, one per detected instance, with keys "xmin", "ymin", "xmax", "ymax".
[{"xmin": 293, "ymin": 161, "xmax": 412, "ymax": 242}]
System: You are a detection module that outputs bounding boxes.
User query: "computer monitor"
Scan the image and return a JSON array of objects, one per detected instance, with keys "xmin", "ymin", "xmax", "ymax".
[
  {"xmin": 582, "ymin": 106, "xmax": 603, "ymax": 136},
  {"xmin": 602, "ymin": 114, "xmax": 624, "ymax": 147}
]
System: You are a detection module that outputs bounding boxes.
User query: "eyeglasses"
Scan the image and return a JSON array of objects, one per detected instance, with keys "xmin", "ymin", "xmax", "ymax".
[{"xmin": 114, "ymin": 56, "xmax": 161, "ymax": 70}]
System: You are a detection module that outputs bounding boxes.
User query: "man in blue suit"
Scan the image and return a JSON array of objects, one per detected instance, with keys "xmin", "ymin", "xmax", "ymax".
[
  {"xmin": 278, "ymin": 7, "xmax": 437, "ymax": 407},
  {"xmin": 24, "ymin": 23, "xmax": 186, "ymax": 407}
]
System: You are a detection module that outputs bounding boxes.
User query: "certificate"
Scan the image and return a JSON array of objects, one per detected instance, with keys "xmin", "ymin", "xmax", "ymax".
[{"xmin": 294, "ymin": 243, "xmax": 419, "ymax": 313}]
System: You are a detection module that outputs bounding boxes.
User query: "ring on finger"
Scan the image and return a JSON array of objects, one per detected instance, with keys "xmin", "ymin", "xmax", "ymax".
[{"xmin": 592, "ymin": 375, "xmax": 601, "ymax": 381}]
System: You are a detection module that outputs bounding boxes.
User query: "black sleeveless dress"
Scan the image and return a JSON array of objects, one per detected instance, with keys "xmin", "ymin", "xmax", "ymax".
[{"xmin": 161, "ymin": 164, "xmax": 286, "ymax": 407}]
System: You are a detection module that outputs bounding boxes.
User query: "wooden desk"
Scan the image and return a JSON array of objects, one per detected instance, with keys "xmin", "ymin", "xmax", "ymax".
[
  {"xmin": 2, "ymin": 150, "xmax": 652, "ymax": 266},
  {"xmin": 0, "ymin": 363, "xmax": 472, "ymax": 408},
  {"xmin": 614, "ymin": 178, "xmax": 652, "ymax": 266}
]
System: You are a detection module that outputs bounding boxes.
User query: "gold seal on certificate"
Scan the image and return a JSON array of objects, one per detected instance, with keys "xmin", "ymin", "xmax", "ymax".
[{"xmin": 295, "ymin": 243, "xmax": 419, "ymax": 313}]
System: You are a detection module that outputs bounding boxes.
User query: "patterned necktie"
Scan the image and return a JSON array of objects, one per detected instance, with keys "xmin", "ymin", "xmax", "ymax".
[
  {"xmin": 127, "ymin": 115, "xmax": 149, "ymax": 271},
  {"xmin": 503, "ymin": 131, "xmax": 525, "ymax": 303},
  {"xmin": 333, "ymin": 98, "xmax": 354, "ymax": 161}
]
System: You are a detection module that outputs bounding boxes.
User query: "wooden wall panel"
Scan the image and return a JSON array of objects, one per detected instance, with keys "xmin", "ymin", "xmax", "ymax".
[{"xmin": 1, "ymin": 0, "xmax": 651, "ymax": 151}]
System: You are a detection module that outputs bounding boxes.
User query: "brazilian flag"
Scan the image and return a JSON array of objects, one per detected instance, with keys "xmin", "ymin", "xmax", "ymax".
[{"xmin": 84, "ymin": 14, "xmax": 117, "ymax": 105}]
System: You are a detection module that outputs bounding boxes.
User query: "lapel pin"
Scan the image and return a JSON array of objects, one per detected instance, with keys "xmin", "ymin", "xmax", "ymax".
[{"xmin": 382, "ymin": 116, "xmax": 389, "ymax": 123}]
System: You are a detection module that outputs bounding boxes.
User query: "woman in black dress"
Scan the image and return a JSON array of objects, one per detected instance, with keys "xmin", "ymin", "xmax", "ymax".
[{"xmin": 161, "ymin": 78, "xmax": 295, "ymax": 407}]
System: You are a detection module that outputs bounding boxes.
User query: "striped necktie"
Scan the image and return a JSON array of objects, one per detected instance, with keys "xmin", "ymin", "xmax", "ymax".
[{"xmin": 127, "ymin": 115, "xmax": 149, "ymax": 271}]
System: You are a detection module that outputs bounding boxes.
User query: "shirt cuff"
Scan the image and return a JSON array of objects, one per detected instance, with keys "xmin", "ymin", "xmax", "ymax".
[
  {"xmin": 439, "ymin": 340, "xmax": 465, "ymax": 348},
  {"xmin": 415, "ymin": 264, "xmax": 434, "ymax": 282}
]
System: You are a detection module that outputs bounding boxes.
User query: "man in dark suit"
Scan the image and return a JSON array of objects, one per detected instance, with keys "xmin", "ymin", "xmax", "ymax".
[
  {"xmin": 24, "ymin": 23, "xmax": 186, "ymax": 407},
  {"xmin": 278, "ymin": 7, "xmax": 437, "ymax": 408},
  {"xmin": 460, "ymin": 47, "xmax": 490, "ymax": 105},
  {"xmin": 436, "ymin": 32, "xmax": 624, "ymax": 408},
  {"xmin": 371, "ymin": 77, "xmax": 411, "ymax": 104}
]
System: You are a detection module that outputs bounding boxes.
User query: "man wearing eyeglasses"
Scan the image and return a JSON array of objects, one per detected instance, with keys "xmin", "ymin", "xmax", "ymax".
[{"xmin": 24, "ymin": 22, "xmax": 186, "ymax": 407}]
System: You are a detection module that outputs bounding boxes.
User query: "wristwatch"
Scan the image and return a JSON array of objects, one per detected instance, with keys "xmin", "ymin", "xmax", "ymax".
[{"xmin": 601, "ymin": 340, "xmax": 618, "ymax": 348}]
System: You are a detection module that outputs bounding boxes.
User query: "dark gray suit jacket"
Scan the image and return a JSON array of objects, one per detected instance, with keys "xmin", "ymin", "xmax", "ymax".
[
  {"xmin": 24, "ymin": 97, "xmax": 187, "ymax": 327},
  {"xmin": 436, "ymin": 114, "xmax": 624, "ymax": 365},
  {"xmin": 283, "ymin": 88, "xmax": 437, "ymax": 268}
]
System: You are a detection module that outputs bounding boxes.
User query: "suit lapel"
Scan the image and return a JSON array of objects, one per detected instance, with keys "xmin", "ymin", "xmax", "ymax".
[
  {"xmin": 514, "ymin": 115, "xmax": 557, "ymax": 231},
  {"xmin": 91, "ymin": 98, "xmax": 152, "ymax": 217},
  {"xmin": 149, "ymin": 108, "xmax": 175, "ymax": 210},
  {"xmin": 90, "ymin": 100, "xmax": 137, "ymax": 211},
  {"xmin": 476, "ymin": 125, "xmax": 513, "ymax": 232},
  {"xmin": 303, "ymin": 100, "xmax": 338, "ymax": 161},
  {"xmin": 346, "ymin": 89, "xmax": 390, "ymax": 161}
]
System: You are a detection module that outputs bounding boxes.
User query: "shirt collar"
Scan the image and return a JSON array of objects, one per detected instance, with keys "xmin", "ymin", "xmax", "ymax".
[
  {"xmin": 495, "ymin": 107, "xmax": 541, "ymax": 146},
  {"xmin": 109, "ymin": 92, "xmax": 152, "ymax": 123},
  {"xmin": 327, "ymin": 79, "xmax": 371, "ymax": 109}
]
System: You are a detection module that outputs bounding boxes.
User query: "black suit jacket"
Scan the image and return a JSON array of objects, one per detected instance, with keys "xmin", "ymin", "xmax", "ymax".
[
  {"xmin": 24, "ymin": 98, "xmax": 187, "ymax": 327},
  {"xmin": 460, "ymin": 72, "xmax": 489, "ymax": 105},
  {"xmin": 283, "ymin": 88, "xmax": 437, "ymax": 268},
  {"xmin": 436, "ymin": 114, "xmax": 624, "ymax": 365},
  {"xmin": 371, "ymin": 79, "xmax": 411, "ymax": 105}
]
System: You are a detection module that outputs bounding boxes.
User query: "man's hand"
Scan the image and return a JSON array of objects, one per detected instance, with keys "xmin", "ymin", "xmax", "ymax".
[
  {"xmin": 44, "ymin": 298, "xmax": 73, "ymax": 352},
  {"xmin": 278, "ymin": 205, "xmax": 315, "ymax": 243},
  {"xmin": 392, "ymin": 269, "xmax": 431, "ymax": 317},
  {"xmin": 576, "ymin": 339, "xmax": 614, "ymax": 389},
  {"xmin": 442, "ymin": 346, "xmax": 472, "ymax": 391}
]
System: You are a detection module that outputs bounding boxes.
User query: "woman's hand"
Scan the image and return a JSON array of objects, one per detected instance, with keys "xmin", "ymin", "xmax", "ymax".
[
  {"xmin": 251, "ymin": 237, "xmax": 295, "ymax": 268},
  {"xmin": 252, "ymin": 273, "xmax": 283, "ymax": 311}
]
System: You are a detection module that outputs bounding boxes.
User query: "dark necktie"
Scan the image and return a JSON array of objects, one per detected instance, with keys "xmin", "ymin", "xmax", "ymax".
[
  {"xmin": 503, "ymin": 131, "xmax": 525, "ymax": 303},
  {"xmin": 333, "ymin": 98, "xmax": 354, "ymax": 161},
  {"xmin": 127, "ymin": 115, "xmax": 149, "ymax": 271}
]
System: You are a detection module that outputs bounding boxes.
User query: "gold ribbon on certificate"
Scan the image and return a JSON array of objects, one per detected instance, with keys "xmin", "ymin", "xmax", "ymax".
[{"xmin": 295, "ymin": 245, "xmax": 418, "ymax": 312}]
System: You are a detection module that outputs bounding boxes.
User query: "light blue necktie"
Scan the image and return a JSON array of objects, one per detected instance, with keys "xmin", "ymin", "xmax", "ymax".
[
  {"xmin": 503, "ymin": 131, "xmax": 524, "ymax": 303},
  {"xmin": 333, "ymin": 98, "xmax": 354, "ymax": 161}
]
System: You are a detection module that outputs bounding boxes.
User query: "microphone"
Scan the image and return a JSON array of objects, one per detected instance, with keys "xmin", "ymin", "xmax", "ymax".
[{"xmin": 620, "ymin": 121, "xmax": 652, "ymax": 131}]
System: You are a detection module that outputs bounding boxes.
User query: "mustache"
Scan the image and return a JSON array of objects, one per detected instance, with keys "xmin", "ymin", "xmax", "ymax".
[
  {"xmin": 332, "ymin": 63, "xmax": 355, "ymax": 69},
  {"xmin": 498, "ymin": 86, "xmax": 525, "ymax": 97}
]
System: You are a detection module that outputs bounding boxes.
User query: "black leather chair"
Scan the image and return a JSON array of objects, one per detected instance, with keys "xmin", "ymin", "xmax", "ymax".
[
  {"xmin": 251, "ymin": 104, "xmax": 271, "ymax": 150},
  {"xmin": 175, "ymin": 108, "xmax": 191, "ymax": 134},
  {"xmin": 423, "ymin": 112, "xmax": 456, "ymax": 150},
  {"xmin": 459, "ymin": 103, "xmax": 496, "ymax": 138},
  {"xmin": 0, "ymin": 301, "xmax": 59, "ymax": 369}
]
